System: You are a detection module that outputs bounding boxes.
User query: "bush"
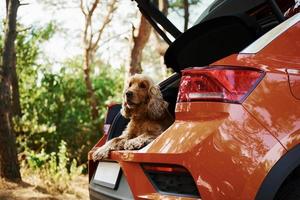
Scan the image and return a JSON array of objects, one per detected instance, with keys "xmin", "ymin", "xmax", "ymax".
[
  {"xmin": 11, "ymin": 24, "xmax": 124, "ymax": 165},
  {"xmin": 6, "ymin": 23, "xmax": 124, "ymax": 178},
  {"xmin": 16, "ymin": 64, "xmax": 124, "ymax": 165},
  {"xmin": 21, "ymin": 140, "xmax": 83, "ymax": 193}
]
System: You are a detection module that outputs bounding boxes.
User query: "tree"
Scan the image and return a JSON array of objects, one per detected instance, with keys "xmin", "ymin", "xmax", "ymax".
[
  {"xmin": 183, "ymin": 0, "xmax": 189, "ymax": 31},
  {"xmin": 11, "ymin": 45, "xmax": 22, "ymax": 117},
  {"xmin": 128, "ymin": 15, "xmax": 152, "ymax": 75},
  {"xmin": 5, "ymin": 22, "xmax": 124, "ymax": 165},
  {"xmin": 0, "ymin": 0, "xmax": 21, "ymax": 180},
  {"xmin": 80, "ymin": 0, "xmax": 117, "ymax": 127},
  {"xmin": 155, "ymin": 0, "xmax": 170, "ymax": 57},
  {"xmin": 169, "ymin": 0, "xmax": 201, "ymax": 31}
]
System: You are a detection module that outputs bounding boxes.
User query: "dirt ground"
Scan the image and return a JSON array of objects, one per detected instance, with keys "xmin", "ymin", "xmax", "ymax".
[{"xmin": 0, "ymin": 175, "xmax": 89, "ymax": 200}]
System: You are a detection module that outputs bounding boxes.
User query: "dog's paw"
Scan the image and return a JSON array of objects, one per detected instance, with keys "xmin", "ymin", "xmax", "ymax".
[
  {"xmin": 92, "ymin": 147, "xmax": 109, "ymax": 161},
  {"xmin": 123, "ymin": 140, "xmax": 135, "ymax": 150},
  {"xmin": 124, "ymin": 139, "xmax": 144, "ymax": 150}
]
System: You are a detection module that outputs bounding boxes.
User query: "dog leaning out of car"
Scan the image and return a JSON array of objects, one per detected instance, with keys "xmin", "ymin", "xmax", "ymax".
[{"xmin": 92, "ymin": 74, "xmax": 174, "ymax": 160}]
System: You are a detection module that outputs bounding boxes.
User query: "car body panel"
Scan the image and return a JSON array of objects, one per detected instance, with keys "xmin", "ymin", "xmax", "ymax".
[
  {"xmin": 97, "ymin": 102, "xmax": 286, "ymax": 200},
  {"xmin": 241, "ymin": 13, "xmax": 300, "ymax": 54},
  {"xmin": 213, "ymin": 18, "xmax": 300, "ymax": 153},
  {"xmin": 243, "ymin": 72, "xmax": 300, "ymax": 151}
]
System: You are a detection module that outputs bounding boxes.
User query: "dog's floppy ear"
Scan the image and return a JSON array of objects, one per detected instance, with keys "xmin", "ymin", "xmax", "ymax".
[
  {"xmin": 121, "ymin": 102, "xmax": 132, "ymax": 119},
  {"xmin": 147, "ymin": 85, "xmax": 168, "ymax": 120},
  {"xmin": 120, "ymin": 101, "xmax": 131, "ymax": 119},
  {"xmin": 120, "ymin": 81, "xmax": 132, "ymax": 119}
]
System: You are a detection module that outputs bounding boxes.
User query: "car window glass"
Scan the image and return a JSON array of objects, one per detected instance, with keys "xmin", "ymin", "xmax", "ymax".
[{"xmin": 151, "ymin": 0, "xmax": 217, "ymax": 32}]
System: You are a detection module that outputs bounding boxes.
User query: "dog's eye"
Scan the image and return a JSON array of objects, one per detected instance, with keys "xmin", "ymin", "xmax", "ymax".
[
  {"xmin": 139, "ymin": 82, "xmax": 146, "ymax": 89},
  {"xmin": 129, "ymin": 82, "xmax": 132, "ymax": 87}
]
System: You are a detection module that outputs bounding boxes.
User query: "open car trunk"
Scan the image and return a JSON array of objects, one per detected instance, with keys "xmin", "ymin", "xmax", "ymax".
[
  {"xmin": 94, "ymin": 0, "xmax": 297, "ymax": 152},
  {"xmin": 92, "ymin": 0, "xmax": 296, "ymax": 156}
]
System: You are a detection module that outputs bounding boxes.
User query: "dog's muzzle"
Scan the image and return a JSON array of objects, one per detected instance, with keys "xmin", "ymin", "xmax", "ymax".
[{"xmin": 125, "ymin": 91, "xmax": 133, "ymax": 99}]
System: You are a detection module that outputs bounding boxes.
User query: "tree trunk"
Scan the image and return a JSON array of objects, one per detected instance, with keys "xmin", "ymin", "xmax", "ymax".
[
  {"xmin": 155, "ymin": 0, "xmax": 169, "ymax": 78},
  {"xmin": 129, "ymin": 15, "xmax": 152, "ymax": 75},
  {"xmin": 83, "ymin": 48, "xmax": 99, "ymax": 122},
  {"xmin": 154, "ymin": 32, "xmax": 169, "ymax": 78},
  {"xmin": 183, "ymin": 0, "xmax": 189, "ymax": 31},
  {"xmin": 0, "ymin": 0, "xmax": 21, "ymax": 181},
  {"xmin": 158, "ymin": 0, "xmax": 169, "ymax": 15},
  {"xmin": 80, "ymin": 0, "xmax": 117, "ymax": 130},
  {"xmin": 11, "ymin": 49, "xmax": 22, "ymax": 117}
]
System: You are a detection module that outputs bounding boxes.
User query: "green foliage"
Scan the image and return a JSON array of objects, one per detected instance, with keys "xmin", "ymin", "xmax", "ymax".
[
  {"xmin": 21, "ymin": 140, "xmax": 83, "ymax": 193},
  {"xmin": 0, "ymin": 22, "xmax": 124, "ymax": 174},
  {"xmin": 169, "ymin": 0, "xmax": 201, "ymax": 8},
  {"xmin": 16, "ymin": 23, "xmax": 55, "ymax": 69},
  {"xmin": 17, "ymin": 63, "xmax": 124, "ymax": 164},
  {"xmin": 3, "ymin": 22, "xmax": 124, "ymax": 169}
]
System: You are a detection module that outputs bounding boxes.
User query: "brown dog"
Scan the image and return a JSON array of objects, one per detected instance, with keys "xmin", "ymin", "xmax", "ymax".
[{"xmin": 92, "ymin": 74, "xmax": 173, "ymax": 160}]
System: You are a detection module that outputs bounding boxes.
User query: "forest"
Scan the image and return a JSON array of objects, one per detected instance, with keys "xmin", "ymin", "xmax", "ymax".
[{"xmin": 0, "ymin": 0, "xmax": 204, "ymax": 199}]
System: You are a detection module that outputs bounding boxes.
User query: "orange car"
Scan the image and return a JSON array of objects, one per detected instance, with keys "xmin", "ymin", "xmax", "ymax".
[{"xmin": 89, "ymin": 0, "xmax": 300, "ymax": 199}]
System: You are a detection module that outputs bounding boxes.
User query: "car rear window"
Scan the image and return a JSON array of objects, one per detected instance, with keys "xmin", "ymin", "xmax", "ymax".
[{"xmin": 154, "ymin": 0, "xmax": 217, "ymax": 32}]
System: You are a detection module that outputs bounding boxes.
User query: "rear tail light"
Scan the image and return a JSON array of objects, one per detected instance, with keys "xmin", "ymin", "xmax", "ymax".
[
  {"xmin": 177, "ymin": 67, "xmax": 264, "ymax": 103},
  {"xmin": 143, "ymin": 164, "xmax": 188, "ymax": 173}
]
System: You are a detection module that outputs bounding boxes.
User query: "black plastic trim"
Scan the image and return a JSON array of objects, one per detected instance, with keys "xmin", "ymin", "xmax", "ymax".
[
  {"xmin": 105, "ymin": 104, "xmax": 122, "ymax": 124},
  {"xmin": 142, "ymin": 163, "xmax": 201, "ymax": 198},
  {"xmin": 164, "ymin": 14, "xmax": 259, "ymax": 72},
  {"xmin": 107, "ymin": 113, "xmax": 129, "ymax": 141},
  {"xmin": 89, "ymin": 173, "xmax": 134, "ymax": 200},
  {"xmin": 159, "ymin": 73, "xmax": 181, "ymax": 89},
  {"xmin": 255, "ymin": 144, "xmax": 300, "ymax": 200},
  {"xmin": 89, "ymin": 189, "xmax": 119, "ymax": 200},
  {"xmin": 268, "ymin": 0, "xmax": 285, "ymax": 22},
  {"xmin": 139, "ymin": 7, "xmax": 172, "ymax": 45}
]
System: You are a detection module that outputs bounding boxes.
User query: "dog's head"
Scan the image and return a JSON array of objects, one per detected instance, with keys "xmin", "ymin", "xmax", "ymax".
[{"xmin": 120, "ymin": 74, "xmax": 168, "ymax": 120}]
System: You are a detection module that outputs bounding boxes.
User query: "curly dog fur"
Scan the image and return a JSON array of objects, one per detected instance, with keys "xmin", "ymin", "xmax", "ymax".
[{"xmin": 92, "ymin": 74, "xmax": 173, "ymax": 160}]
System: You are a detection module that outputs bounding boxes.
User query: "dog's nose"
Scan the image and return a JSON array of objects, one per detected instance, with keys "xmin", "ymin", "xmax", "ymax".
[{"xmin": 126, "ymin": 91, "xmax": 133, "ymax": 98}]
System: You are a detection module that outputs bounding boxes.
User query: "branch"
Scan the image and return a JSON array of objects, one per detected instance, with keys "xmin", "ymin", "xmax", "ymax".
[
  {"xmin": 91, "ymin": 0, "xmax": 117, "ymax": 51},
  {"xmin": 81, "ymin": 0, "xmax": 100, "ymax": 49},
  {"xmin": 100, "ymin": 29, "xmax": 130, "ymax": 46},
  {"xmin": 88, "ymin": 0, "xmax": 99, "ymax": 17},
  {"xmin": 80, "ymin": 0, "xmax": 87, "ymax": 16},
  {"xmin": 88, "ymin": 18, "xmax": 94, "ymax": 49},
  {"xmin": 131, "ymin": 23, "xmax": 136, "ymax": 41},
  {"xmin": 17, "ymin": 26, "xmax": 32, "ymax": 33},
  {"xmin": 170, "ymin": 6, "xmax": 184, "ymax": 17},
  {"xmin": 19, "ymin": 3, "xmax": 29, "ymax": 6}
]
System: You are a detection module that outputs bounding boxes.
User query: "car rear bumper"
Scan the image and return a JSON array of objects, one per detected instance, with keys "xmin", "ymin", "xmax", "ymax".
[
  {"xmin": 89, "ymin": 102, "xmax": 286, "ymax": 200},
  {"xmin": 89, "ymin": 172, "xmax": 134, "ymax": 200}
]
